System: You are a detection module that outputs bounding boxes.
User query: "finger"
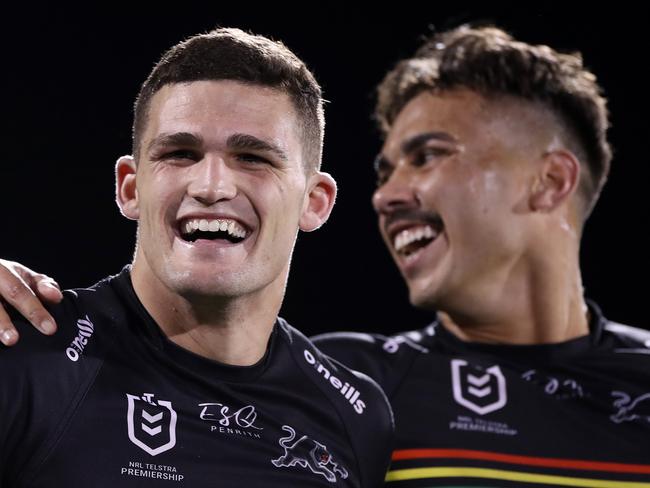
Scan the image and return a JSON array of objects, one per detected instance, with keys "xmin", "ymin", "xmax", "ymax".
[
  {"xmin": 18, "ymin": 267, "xmax": 63, "ymax": 302},
  {"xmin": 0, "ymin": 305, "xmax": 20, "ymax": 346},
  {"xmin": 35, "ymin": 278, "xmax": 64, "ymax": 303},
  {"xmin": 0, "ymin": 271, "xmax": 57, "ymax": 335}
]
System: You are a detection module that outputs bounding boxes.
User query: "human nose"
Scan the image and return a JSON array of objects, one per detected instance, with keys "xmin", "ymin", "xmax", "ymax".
[
  {"xmin": 372, "ymin": 164, "xmax": 420, "ymax": 216},
  {"xmin": 186, "ymin": 156, "xmax": 237, "ymax": 205}
]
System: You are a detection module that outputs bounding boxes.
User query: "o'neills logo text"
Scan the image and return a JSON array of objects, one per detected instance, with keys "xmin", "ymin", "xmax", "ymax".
[
  {"xmin": 65, "ymin": 315, "xmax": 95, "ymax": 362},
  {"xmin": 303, "ymin": 349, "xmax": 366, "ymax": 414}
]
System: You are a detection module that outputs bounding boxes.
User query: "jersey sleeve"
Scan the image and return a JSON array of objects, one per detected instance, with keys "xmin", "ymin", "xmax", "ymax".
[
  {"xmin": 0, "ymin": 288, "xmax": 114, "ymax": 485},
  {"xmin": 311, "ymin": 331, "xmax": 423, "ymax": 399},
  {"xmin": 340, "ymin": 365, "xmax": 394, "ymax": 488},
  {"xmin": 283, "ymin": 323, "xmax": 395, "ymax": 487}
]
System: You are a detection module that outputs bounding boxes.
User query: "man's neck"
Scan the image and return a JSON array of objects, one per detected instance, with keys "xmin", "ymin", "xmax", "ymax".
[
  {"xmin": 440, "ymin": 252, "xmax": 590, "ymax": 345},
  {"xmin": 130, "ymin": 264, "xmax": 284, "ymax": 367}
]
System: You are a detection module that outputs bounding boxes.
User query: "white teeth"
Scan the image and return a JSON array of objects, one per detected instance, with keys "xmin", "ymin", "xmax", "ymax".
[
  {"xmin": 181, "ymin": 218, "xmax": 248, "ymax": 240},
  {"xmin": 394, "ymin": 225, "xmax": 437, "ymax": 253}
]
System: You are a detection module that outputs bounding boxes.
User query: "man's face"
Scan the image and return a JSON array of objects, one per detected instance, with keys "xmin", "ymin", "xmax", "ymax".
[
  {"xmin": 120, "ymin": 80, "xmax": 322, "ymax": 300},
  {"xmin": 373, "ymin": 89, "xmax": 544, "ymax": 311}
]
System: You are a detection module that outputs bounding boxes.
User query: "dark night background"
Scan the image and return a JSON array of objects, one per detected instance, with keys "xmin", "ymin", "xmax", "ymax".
[{"xmin": 3, "ymin": 6, "xmax": 647, "ymax": 336}]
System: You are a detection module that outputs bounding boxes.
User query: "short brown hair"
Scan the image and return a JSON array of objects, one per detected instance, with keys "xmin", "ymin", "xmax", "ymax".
[
  {"xmin": 376, "ymin": 25, "xmax": 611, "ymax": 218},
  {"xmin": 133, "ymin": 27, "xmax": 324, "ymax": 170}
]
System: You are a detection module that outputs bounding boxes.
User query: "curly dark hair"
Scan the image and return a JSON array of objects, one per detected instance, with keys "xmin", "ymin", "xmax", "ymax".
[{"xmin": 376, "ymin": 25, "xmax": 611, "ymax": 218}]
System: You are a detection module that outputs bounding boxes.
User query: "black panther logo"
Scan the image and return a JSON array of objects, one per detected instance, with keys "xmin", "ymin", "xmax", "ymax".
[{"xmin": 271, "ymin": 425, "xmax": 348, "ymax": 482}]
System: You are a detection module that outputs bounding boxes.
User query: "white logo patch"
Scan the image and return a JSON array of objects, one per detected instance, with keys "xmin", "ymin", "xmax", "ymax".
[
  {"xmin": 303, "ymin": 349, "xmax": 366, "ymax": 414},
  {"xmin": 65, "ymin": 315, "xmax": 95, "ymax": 362},
  {"xmin": 126, "ymin": 393, "xmax": 177, "ymax": 456},
  {"xmin": 451, "ymin": 359, "xmax": 507, "ymax": 415},
  {"xmin": 199, "ymin": 402, "xmax": 263, "ymax": 439}
]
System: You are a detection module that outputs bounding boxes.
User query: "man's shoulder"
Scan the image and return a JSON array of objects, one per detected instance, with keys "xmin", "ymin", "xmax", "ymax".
[
  {"xmin": 280, "ymin": 320, "xmax": 392, "ymax": 422},
  {"xmin": 0, "ymin": 275, "xmax": 125, "ymax": 480},
  {"xmin": 276, "ymin": 320, "xmax": 394, "ymax": 485},
  {"xmin": 313, "ymin": 325, "xmax": 435, "ymax": 357},
  {"xmin": 311, "ymin": 325, "xmax": 436, "ymax": 396},
  {"xmin": 1, "ymin": 274, "xmax": 124, "ymax": 370},
  {"xmin": 312, "ymin": 326, "xmax": 435, "ymax": 360},
  {"xmin": 601, "ymin": 320, "xmax": 650, "ymax": 355},
  {"xmin": 278, "ymin": 320, "xmax": 393, "ymax": 408}
]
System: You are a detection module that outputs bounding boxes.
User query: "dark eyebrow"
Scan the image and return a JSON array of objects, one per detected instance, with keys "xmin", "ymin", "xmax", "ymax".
[
  {"xmin": 146, "ymin": 132, "xmax": 289, "ymax": 163},
  {"xmin": 226, "ymin": 133, "xmax": 289, "ymax": 162},
  {"xmin": 147, "ymin": 132, "xmax": 204, "ymax": 154},
  {"xmin": 401, "ymin": 131, "xmax": 457, "ymax": 155},
  {"xmin": 374, "ymin": 131, "xmax": 458, "ymax": 173}
]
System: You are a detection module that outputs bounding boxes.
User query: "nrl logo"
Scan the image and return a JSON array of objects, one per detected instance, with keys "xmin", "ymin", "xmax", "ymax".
[
  {"xmin": 126, "ymin": 393, "xmax": 177, "ymax": 456},
  {"xmin": 451, "ymin": 359, "xmax": 507, "ymax": 415},
  {"xmin": 271, "ymin": 425, "xmax": 348, "ymax": 483}
]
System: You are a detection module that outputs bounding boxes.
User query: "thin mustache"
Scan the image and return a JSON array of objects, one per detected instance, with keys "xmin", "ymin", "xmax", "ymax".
[{"xmin": 382, "ymin": 209, "xmax": 442, "ymax": 230}]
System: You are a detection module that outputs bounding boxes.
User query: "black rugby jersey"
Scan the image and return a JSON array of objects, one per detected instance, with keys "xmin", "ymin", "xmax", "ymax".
[
  {"xmin": 314, "ymin": 304, "xmax": 650, "ymax": 487},
  {"xmin": 0, "ymin": 269, "xmax": 393, "ymax": 487}
]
